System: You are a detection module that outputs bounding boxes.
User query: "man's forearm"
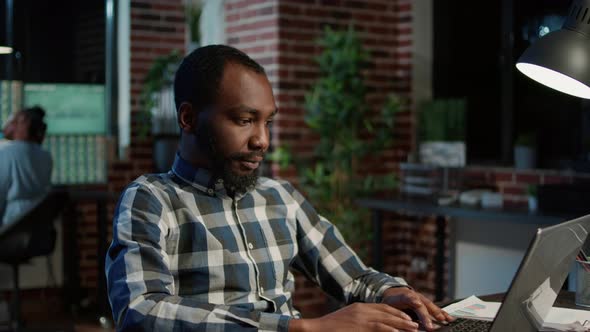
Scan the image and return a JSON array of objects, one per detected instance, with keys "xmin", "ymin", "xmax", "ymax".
[
  {"xmin": 286, "ymin": 302, "xmax": 420, "ymax": 332},
  {"xmin": 288, "ymin": 318, "xmax": 308, "ymax": 332},
  {"xmin": 113, "ymin": 295, "xmax": 290, "ymax": 331}
]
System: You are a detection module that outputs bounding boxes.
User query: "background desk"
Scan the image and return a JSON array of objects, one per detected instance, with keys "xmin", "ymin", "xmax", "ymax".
[
  {"xmin": 54, "ymin": 187, "xmax": 119, "ymax": 320},
  {"xmin": 357, "ymin": 197, "xmax": 574, "ymax": 301}
]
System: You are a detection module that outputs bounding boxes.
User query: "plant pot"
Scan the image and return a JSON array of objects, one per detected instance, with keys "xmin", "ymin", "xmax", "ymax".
[
  {"xmin": 528, "ymin": 196, "xmax": 538, "ymax": 212},
  {"xmin": 514, "ymin": 146, "xmax": 536, "ymax": 169},
  {"xmin": 153, "ymin": 134, "xmax": 179, "ymax": 173},
  {"xmin": 419, "ymin": 141, "xmax": 466, "ymax": 167}
]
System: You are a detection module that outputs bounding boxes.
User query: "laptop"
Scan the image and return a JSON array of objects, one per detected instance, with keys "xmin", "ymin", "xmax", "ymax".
[{"xmin": 437, "ymin": 214, "xmax": 590, "ymax": 332}]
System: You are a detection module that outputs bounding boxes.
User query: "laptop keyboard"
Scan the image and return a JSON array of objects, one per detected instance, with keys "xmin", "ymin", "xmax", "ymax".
[{"xmin": 443, "ymin": 317, "xmax": 492, "ymax": 332}]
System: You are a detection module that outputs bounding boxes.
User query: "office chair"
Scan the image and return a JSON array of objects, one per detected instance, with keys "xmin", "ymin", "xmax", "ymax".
[{"xmin": 0, "ymin": 192, "xmax": 68, "ymax": 332}]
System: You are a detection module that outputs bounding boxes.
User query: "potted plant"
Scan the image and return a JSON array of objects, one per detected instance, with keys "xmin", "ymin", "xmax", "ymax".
[
  {"xmin": 271, "ymin": 26, "xmax": 400, "ymax": 254},
  {"xmin": 514, "ymin": 132, "xmax": 537, "ymax": 169},
  {"xmin": 417, "ymin": 98, "xmax": 466, "ymax": 167},
  {"xmin": 140, "ymin": 49, "xmax": 183, "ymax": 172}
]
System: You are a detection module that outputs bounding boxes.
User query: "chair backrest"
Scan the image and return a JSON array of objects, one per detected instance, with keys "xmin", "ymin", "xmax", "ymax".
[{"xmin": 0, "ymin": 191, "xmax": 69, "ymax": 263}]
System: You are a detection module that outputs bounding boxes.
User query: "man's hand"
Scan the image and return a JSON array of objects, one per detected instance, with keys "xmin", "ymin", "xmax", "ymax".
[
  {"xmin": 381, "ymin": 287, "xmax": 455, "ymax": 331},
  {"xmin": 289, "ymin": 302, "xmax": 420, "ymax": 332}
]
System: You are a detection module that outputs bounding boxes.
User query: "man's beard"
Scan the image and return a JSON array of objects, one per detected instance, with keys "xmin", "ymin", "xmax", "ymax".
[
  {"xmin": 220, "ymin": 155, "xmax": 261, "ymax": 193},
  {"xmin": 195, "ymin": 122, "xmax": 263, "ymax": 194}
]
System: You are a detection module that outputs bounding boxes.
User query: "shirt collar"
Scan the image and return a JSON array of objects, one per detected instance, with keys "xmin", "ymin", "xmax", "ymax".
[{"xmin": 171, "ymin": 154, "xmax": 225, "ymax": 196}]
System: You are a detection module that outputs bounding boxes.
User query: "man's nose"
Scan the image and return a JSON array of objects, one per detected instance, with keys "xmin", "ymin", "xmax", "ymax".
[{"xmin": 249, "ymin": 123, "xmax": 270, "ymax": 152}]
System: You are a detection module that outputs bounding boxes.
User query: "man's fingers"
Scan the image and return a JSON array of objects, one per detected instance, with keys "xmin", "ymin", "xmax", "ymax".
[
  {"xmin": 381, "ymin": 289, "xmax": 455, "ymax": 329},
  {"xmin": 421, "ymin": 295, "xmax": 446, "ymax": 321},
  {"xmin": 366, "ymin": 311, "xmax": 418, "ymax": 332},
  {"xmin": 390, "ymin": 293, "xmax": 435, "ymax": 329},
  {"xmin": 432, "ymin": 309, "xmax": 454, "ymax": 322},
  {"xmin": 367, "ymin": 303, "xmax": 414, "ymax": 321},
  {"xmin": 365, "ymin": 304, "xmax": 419, "ymax": 331},
  {"xmin": 410, "ymin": 302, "xmax": 434, "ymax": 330},
  {"xmin": 419, "ymin": 294, "xmax": 455, "ymax": 322},
  {"xmin": 439, "ymin": 310, "xmax": 455, "ymax": 322},
  {"xmin": 371, "ymin": 322, "xmax": 400, "ymax": 332},
  {"xmin": 385, "ymin": 292, "xmax": 421, "ymax": 309},
  {"xmin": 370, "ymin": 319, "xmax": 417, "ymax": 332},
  {"xmin": 383, "ymin": 292, "xmax": 436, "ymax": 329}
]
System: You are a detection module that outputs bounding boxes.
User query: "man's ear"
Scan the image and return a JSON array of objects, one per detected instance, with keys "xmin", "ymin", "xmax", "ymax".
[{"xmin": 178, "ymin": 102, "xmax": 197, "ymax": 133}]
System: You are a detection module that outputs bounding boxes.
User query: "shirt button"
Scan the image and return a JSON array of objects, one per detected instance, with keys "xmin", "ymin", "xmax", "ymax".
[
  {"xmin": 207, "ymin": 188, "xmax": 214, "ymax": 195},
  {"xmin": 248, "ymin": 242, "xmax": 254, "ymax": 249}
]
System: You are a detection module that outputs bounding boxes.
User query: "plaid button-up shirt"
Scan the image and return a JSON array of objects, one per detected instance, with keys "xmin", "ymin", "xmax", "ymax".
[{"xmin": 106, "ymin": 155, "xmax": 408, "ymax": 331}]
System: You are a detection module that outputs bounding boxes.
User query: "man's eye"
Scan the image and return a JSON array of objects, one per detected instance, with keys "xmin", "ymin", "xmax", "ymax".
[
  {"xmin": 239, "ymin": 118, "xmax": 252, "ymax": 125},
  {"xmin": 265, "ymin": 119, "xmax": 274, "ymax": 126}
]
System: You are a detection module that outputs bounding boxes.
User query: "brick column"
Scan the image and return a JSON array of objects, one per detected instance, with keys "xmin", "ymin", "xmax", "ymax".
[{"xmin": 226, "ymin": 0, "xmax": 414, "ymax": 317}]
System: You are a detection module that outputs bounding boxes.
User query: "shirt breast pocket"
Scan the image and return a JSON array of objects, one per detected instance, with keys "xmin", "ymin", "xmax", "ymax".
[{"xmin": 261, "ymin": 218, "xmax": 296, "ymax": 282}]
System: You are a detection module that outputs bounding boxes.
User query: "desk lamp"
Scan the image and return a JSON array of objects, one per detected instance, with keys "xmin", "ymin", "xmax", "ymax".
[
  {"xmin": 516, "ymin": 0, "xmax": 590, "ymax": 98},
  {"xmin": 516, "ymin": 0, "xmax": 590, "ymax": 259},
  {"xmin": 0, "ymin": 0, "xmax": 13, "ymax": 54}
]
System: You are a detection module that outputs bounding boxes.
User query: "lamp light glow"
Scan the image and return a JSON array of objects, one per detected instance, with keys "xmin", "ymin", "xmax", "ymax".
[
  {"xmin": 516, "ymin": 63, "xmax": 590, "ymax": 99},
  {"xmin": 516, "ymin": 0, "xmax": 590, "ymax": 99},
  {"xmin": 0, "ymin": 46, "xmax": 12, "ymax": 54}
]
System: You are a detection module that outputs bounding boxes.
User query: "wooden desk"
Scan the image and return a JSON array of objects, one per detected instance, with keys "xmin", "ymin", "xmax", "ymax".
[
  {"xmin": 54, "ymin": 187, "xmax": 119, "ymax": 319},
  {"xmin": 357, "ymin": 196, "xmax": 576, "ymax": 301}
]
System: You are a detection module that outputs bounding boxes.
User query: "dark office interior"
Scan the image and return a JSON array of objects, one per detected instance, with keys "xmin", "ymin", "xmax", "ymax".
[{"xmin": 0, "ymin": 0, "xmax": 589, "ymax": 331}]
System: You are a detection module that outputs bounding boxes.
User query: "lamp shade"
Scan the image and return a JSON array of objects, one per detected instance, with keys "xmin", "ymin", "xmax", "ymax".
[
  {"xmin": 0, "ymin": 0, "xmax": 13, "ymax": 55},
  {"xmin": 516, "ymin": 0, "xmax": 590, "ymax": 99}
]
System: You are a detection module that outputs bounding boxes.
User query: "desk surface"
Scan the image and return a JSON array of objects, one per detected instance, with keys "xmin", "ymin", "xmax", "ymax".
[
  {"xmin": 357, "ymin": 196, "xmax": 584, "ymax": 302},
  {"xmin": 474, "ymin": 291, "xmax": 589, "ymax": 311},
  {"xmin": 357, "ymin": 196, "xmax": 577, "ymax": 225}
]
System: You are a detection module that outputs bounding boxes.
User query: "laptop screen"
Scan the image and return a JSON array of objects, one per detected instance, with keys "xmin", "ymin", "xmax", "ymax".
[{"xmin": 490, "ymin": 214, "xmax": 590, "ymax": 332}]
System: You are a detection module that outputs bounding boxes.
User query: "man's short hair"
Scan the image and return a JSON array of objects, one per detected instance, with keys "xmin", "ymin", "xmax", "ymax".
[
  {"xmin": 173, "ymin": 44, "xmax": 266, "ymax": 113},
  {"xmin": 21, "ymin": 106, "xmax": 47, "ymax": 142}
]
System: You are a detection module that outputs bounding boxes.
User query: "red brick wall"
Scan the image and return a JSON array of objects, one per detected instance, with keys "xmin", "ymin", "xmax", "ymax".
[
  {"xmin": 380, "ymin": 214, "xmax": 448, "ymax": 297},
  {"xmin": 464, "ymin": 166, "xmax": 590, "ymax": 208},
  {"xmin": 225, "ymin": 0, "xmax": 415, "ymax": 317}
]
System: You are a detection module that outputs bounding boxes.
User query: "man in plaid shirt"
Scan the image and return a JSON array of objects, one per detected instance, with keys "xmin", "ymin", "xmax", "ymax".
[{"xmin": 106, "ymin": 45, "xmax": 453, "ymax": 331}]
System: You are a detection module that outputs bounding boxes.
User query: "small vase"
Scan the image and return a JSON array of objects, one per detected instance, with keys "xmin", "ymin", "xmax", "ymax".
[
  {"xmin": 514, "ymin": 146, "xmax": 536, "ymax": 169},
  {"xmin": 528, "ymin": 196, "xmax": 538, "ymax": 212}
]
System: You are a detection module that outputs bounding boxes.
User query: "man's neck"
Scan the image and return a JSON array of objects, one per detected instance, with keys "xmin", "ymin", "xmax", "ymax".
[{"xmin": 178, "ymin": 135, "xmax": 214, "ymax": 171}]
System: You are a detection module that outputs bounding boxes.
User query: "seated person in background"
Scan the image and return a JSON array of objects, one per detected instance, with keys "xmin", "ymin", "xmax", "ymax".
[
  {"xmin": 0, "ymin": 106, "xmax": 52, "ymax": 226},
  {"xmin": 106, "ymin": 45, "xmax": 454, "ymax": 332},
  {"xmin": 1, "ymin": 112, "xmax": 16, "ymax": 141}
]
